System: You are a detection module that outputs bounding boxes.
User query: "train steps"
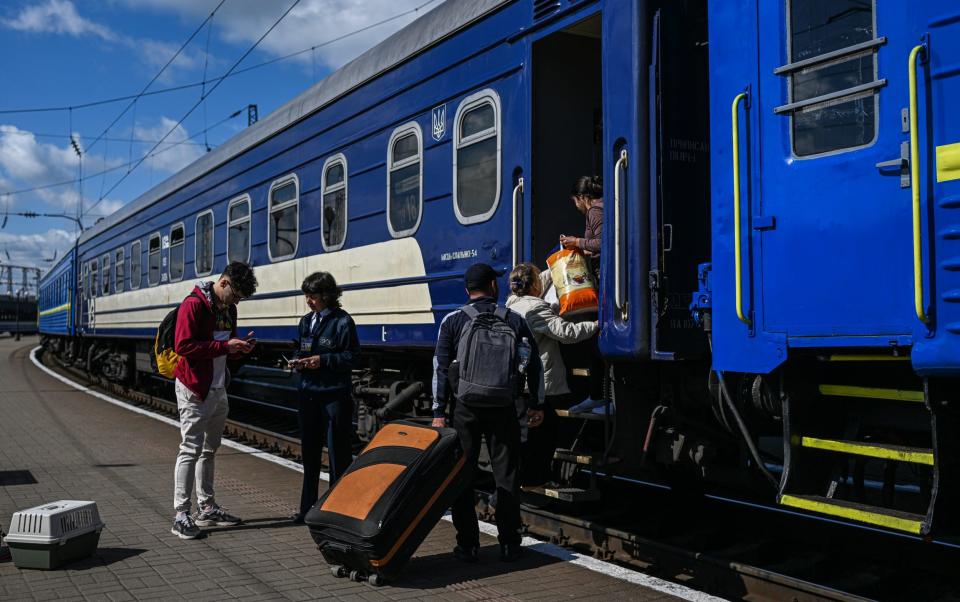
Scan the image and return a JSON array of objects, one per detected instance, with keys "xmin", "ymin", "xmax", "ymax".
[{"xmin": 775, "ymin": 354, "xmax": 957, "ymax": 536}]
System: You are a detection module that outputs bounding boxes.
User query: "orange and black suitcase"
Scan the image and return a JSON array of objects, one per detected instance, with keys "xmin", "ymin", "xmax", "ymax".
[{"xmin": 304, "ymin": 420, "xmax": 468, "ymax": 585}]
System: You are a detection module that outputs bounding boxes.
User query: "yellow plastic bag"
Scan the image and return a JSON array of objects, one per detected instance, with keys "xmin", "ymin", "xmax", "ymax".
[{"xmin": 546, "ymin": 249, "xmax": 598, "ymax": 316}]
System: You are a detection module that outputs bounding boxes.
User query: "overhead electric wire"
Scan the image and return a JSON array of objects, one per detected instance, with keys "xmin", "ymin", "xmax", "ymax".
[
  {"xmin": 0, "ymin": 0, "xmax": 439, "ymax": 116},
  {"xmin": 60, "ymin": 0, "xmax": 226, "ymax": 165},
  {"xmin": 0, "ymin": 108, "xmax": 243, "ymax": 198},
  {"xmin": 86, "ymin": 0, "xmax": 304, "ymax": 217}
]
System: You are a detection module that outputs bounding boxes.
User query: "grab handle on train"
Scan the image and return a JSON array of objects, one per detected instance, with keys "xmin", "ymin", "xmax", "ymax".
[
  {"xmin": 614, "ymin": 148, "xmax": 628, "ymax": 320},
  {"xmin": 909, "ymin": 44, "xmax": 929, "ymax": 324},
  {"xmin": 731, "ymin": 91, "xmax": 751, "ymax": 326},
  {"xmin": 512, "ymin": 177, "xmax": 524, "ymax": 267}
]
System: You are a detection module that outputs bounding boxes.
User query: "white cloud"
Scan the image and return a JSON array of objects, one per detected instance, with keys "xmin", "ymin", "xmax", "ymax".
[
  {"xmin": 135, "ymin": 117, "xmax": 205, "ymax": 173},
  {"xmin": 117, "ymin": 0, "xmax": 437, "ymax": 73},
  {"xmin": 0, "ymin": 125, "xmax": 128, "ymax": 217},
  {"xmin": 3, "ymin": 1, "xmax": 211, "ymax": 82},
  {"xmin": 0, "ymin": 228, "xmax": 75, "ymax": 267},
  {"xmin": 3, "ymin": 0, "xmax": 117, "ymax": 40}
]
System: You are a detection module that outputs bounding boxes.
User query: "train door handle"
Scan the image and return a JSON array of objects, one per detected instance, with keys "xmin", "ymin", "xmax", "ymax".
[
  {"xmin": 614, "ymin": 148, "xmax": 628, "ymax": 320},
  {"xmin": 512, "ymin": 177, "xmax": 524, "ymax": 267},
  {"xmin": 876, "ymin": 142, "xmax": 910, "ymax": 188},
  {"xmin": 908, "ymin": 44, "xmax": 928, "ymax": 324},
  {"xmin": 731, "ymin": 91, "xmax": 751, "ymax": 326}
]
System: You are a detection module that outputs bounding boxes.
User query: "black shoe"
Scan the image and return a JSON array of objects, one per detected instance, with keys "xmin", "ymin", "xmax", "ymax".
[
  {"xmin": 500, "ymin": 543, "xmax": 523, "ymax": 562},
  {"xmin": 291, "ymin": 512, "xmax": 306, "ymax": 524},
  {"xmin": 453, "ymin": 545, "xmax": 479, "ymax": 563}
]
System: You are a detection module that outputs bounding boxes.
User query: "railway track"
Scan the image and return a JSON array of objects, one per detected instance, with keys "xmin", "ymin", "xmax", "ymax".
[{"xmin": 39, "ymin": 349, "xmax": 958, "ymax": 602}]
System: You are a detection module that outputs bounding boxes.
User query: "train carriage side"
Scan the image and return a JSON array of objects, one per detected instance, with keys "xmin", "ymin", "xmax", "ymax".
[
  {"xmin": 38, "ymin": 248, "xmax": 76, "ymax": 339},
  {"xmin": 708, "ymin": 0, "xmax": 960, "ymax": 535}
]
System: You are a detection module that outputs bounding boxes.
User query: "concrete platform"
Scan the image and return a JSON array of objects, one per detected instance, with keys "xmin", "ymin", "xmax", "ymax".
[{"xmin": 0, "ymin": 336, "xmax": 706, "ymax": 601}]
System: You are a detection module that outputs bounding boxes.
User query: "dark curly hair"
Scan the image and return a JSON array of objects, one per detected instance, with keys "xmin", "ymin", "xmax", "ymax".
[
  {"xmin": 301, "ymin": 271, "xmax": 342, "ymax": 310},
  {"xmin": 509, "ymin": 263, "xmax": 540, "ymax": 297},
  {"xmin": 571, "ymin": 175, "xmax": 603, "ymax": 199},
  {"xmin": 221, "ymin": 262, "xmax": 258, "ymax": 298}
]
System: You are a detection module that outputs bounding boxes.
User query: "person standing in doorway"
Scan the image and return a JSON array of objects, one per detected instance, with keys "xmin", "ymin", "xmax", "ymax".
[{"xmin": 289, "ymin": 271, "xmax": 360, "ymax": 524}]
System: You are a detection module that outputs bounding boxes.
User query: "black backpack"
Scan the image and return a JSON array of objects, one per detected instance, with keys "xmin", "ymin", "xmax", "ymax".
[{"xmin": 454, "ymin": 305, "xmax": 519, "ymax": 405}]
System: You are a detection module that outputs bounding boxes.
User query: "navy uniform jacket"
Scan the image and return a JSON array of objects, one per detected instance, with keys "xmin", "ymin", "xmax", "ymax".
[
  {"xmin": 295, "ymin": 307, "xmax": 360, "ymax": 396},
  {"xmin": 432, "ymin": 296, "xmax": 545, "ymax": 418}
]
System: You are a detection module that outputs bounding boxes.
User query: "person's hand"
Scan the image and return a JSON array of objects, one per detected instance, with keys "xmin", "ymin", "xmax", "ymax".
[
  {"xmin": 431, "ymin": 417, "xmax": 447, "ymax": 428},
  {"xmin": 300, "ymin": 355, "xmax": 322, "ymax": 370},
  {"xmin": 559, "ymin": 235, "xmax": 579, "ymax": 250},
  {"xmin": 242, "ymin": 331, "xmax": 257, "ymax": 354},
  {"xmin": 226, "ymin": 338, "xmax": 252, "ymax": 354},
  {"xmin": 527, "ymin": 409, "xmax": 545, "ymax": 428}
]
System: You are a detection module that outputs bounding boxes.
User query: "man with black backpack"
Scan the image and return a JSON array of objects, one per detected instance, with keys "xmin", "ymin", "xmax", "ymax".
[{"xmin": 432, "ymin": 263, "xmax": 544, "ymax": 563}]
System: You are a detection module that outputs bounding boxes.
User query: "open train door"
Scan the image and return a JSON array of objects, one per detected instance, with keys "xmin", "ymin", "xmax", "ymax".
[{"xmin": 597, "ymin": 0, "xmax": 650, "ymax": 360}]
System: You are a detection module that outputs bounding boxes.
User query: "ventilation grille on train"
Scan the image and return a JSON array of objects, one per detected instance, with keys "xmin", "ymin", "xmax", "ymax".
[{"xmin": 533, "ymin": 0, "xmax": 562, "ymax": 22}]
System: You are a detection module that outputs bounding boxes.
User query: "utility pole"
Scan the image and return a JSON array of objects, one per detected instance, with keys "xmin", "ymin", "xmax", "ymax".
[{"xmin": 70, "ymin": 135, "xmax": 83, "ymax": 234}]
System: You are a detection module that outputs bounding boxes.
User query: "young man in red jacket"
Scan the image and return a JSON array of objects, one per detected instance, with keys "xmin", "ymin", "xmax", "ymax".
[{"xmin": 171, "ymin": 262, "xmax": 258, "ymax": 539}]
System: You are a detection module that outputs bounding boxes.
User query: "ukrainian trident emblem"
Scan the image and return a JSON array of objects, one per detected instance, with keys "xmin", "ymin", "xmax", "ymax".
[{"xmin": 431, "ymin": 104, "xmax": 446, "ymax": 142}]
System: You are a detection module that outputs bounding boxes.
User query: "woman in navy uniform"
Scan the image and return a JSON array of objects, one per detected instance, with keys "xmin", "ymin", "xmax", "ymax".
[{"xmin": 290, "ymin": 271, "xmax": 360, "ymax": 523}]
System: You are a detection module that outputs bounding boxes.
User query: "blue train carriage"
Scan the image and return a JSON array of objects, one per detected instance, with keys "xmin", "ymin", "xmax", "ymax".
[
  {"xmin": 38, "ymin": 247, "xmax": 76, "ymax": 342},
  {"xmin": 49, "ymin": 0, "xmax": 724, "ymax": 509},
  {"xmin": 708, "ymin": 0, "xmax": 960, "ymax": 535}
]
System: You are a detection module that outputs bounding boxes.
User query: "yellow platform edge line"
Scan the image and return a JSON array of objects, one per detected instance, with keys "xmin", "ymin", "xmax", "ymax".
[
  {"xmin": 800, "ymin": 436, "xmax": 934, "ymax": 465},
  {"xmin": 779, "ymin": 495, "xmax": 923, "ymax": 534},
  {"xmin": 826, "ymin": 354, "xmax": 909, "ymax": 362},
  {"xmin": 38, "ymin": 302, "xmax": 71, "ymax": 318},
  {"xmin": 818, "ymin": 384, "xmax": 924, "ymax": 403}
]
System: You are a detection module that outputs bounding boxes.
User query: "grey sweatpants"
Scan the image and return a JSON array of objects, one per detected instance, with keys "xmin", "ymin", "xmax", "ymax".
[{"xmin": 173, "ymin": 379, "xmax": 228, "ymax": 513}]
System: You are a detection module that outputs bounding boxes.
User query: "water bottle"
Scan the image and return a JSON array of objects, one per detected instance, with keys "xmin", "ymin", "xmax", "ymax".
[{"xmin": 518, "ymin": 337, "xmax": 531, "ymax": 374}]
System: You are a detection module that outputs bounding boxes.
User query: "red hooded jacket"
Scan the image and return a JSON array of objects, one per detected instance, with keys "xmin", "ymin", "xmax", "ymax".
[{"xmin": 173, "ymin": 284, "xmax": 238, "ymax": 400}]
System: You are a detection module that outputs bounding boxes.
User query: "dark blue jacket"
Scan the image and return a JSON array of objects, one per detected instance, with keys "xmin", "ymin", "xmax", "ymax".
[
  {"xmin": 296, "ymin": 307, "xmax": 360, "ymax": 396},
  {"xmin": 432, "ymin": 297, "xmax": 544, "ymax": 418}
]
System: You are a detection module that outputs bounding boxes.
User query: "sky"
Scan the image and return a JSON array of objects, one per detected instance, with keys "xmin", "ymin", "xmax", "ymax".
[{"xmin": 0, "ymin": 0, "xmax": 440, "ymax": 279}]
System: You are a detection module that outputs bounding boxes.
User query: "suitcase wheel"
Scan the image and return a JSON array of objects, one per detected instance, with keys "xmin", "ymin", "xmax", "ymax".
[
  {"xmin": 368, "ymin": 574, "xmax": 384, "ymax": 587},
  {"xmin": 330, "ymin": 565, "xmax": 348, "ymax": 578},
  {"xmin": 349, "ymin": 570, "xmax": 361, "ymax": 582}
]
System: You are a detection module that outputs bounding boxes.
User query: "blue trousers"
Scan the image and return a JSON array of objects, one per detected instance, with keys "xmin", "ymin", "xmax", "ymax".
[{"xmin": 297, "ymin": 391, "xmax": 354, "ymax": 515}]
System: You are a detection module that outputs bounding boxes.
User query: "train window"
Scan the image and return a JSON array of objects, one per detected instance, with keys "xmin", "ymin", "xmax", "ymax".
[
  {"xmin": 131, "ymin": 240, "xmax": 141, "ymax": 289},
  {"xmin": 195, "ymin": 210, "xmax": 215, "ymax": 276},
  {"xmin": 781, "ymin": 0, "xmax": 878, "ymax": 156},
  {"xmin": 388, "ymin": 123, "xmax": 422, "ymax": 238},
  {"xmin": 454, "ymin": 90, "xmax": 501, "ymax": 224},
  {"xmin": 101, "ymin": 255, "xmax": 110, "ymax": 295},
  {"xmin": 321, "ymin": 155, "xmax": 348, "ymax": 251},
  {"xmin": 148, "ymin": 233, "xmax": 161, "ymax": 286},
  {"xmin": 169, "ymin": 223, "xmax": 185, "ymax": 281},
  {"xmin": 227, "ymin": 195, "xmax": 251, "ymax": 263},
  {"xmin": 114, "ymin": 248, "xmax": 124, "ymax": 294},
  {"xmin": 268, "ymin": 175, "xmax": 299, "ymax": 261}
]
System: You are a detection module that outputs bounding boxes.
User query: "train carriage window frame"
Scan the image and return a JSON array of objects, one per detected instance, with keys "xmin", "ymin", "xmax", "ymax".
[
  {"xmin": 227, "ymin": 195, "xmax": 252, "ymax": 264},
  {"xmin": 453, "ymin": 89, "xmax": 502, "ymax": 225},
  {"xmin": 169, "ymin": 223, "xmax": 186, "ymax": 282},
  {"xmin": 321, "ymin": 154, "xmax": 348, "ymax": 251},
  {"xmin": 100, "ymin": 254, "xmax": 110, "ymax": 296},
  {"xmin": 267, "ymin": 174, "xmax": 300, "ymax": 262},
  {"xmin": 778, "ymin": 0, "xmax": 882, "ymax": 158},
  {"xmin": 148, "ymin": 232, "xmax": 162, "ymax": 286},
  {"xmin": 130, "ymin": 240, "xmax": 142, "ymax": 290},
  {"xmin": 387, "ymin": 123, "xmax": 423, "ymax": 238},
  {"xmin": 114, "ymin": 247, "xmax": 124, "ymax": 294},
  {"xmin": 195, "ymin": 210, "xmax": 215, "ymax": 277}
]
